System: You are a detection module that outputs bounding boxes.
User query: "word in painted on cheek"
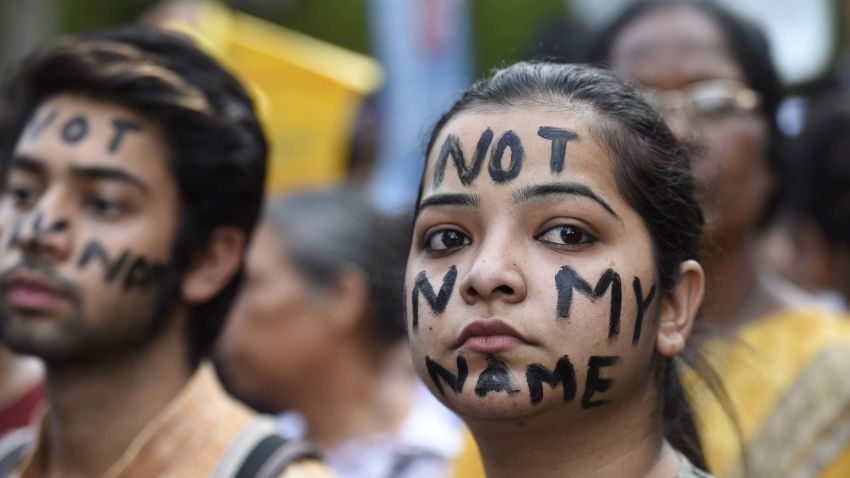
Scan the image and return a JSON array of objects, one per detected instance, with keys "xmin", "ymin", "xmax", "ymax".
[
  {"xmin": 25, "ymin": 109, "xmax": 143, "ymax": 154},
  {"xmin": 555, "ymin": 265, "xmax": 657, "ymax": 344},
  {"xmin": 431, "ymin": 126, "xmax": 580, "ymax": 189},
  {"xmin": 474, "ymin": 355, "xmax": 519, "ymax": 397},
  {"xmin": 8, "ymin": 213, "xmax": 69, "ymax": 250},
  {"xmin": 77, "ymin": 241, "xmax": 168, "ymax": 291},
  {"xmin": 427, "ymin": 354, "xmax": 620, "ymax": 408},
  {"xmin": 411, "ymin": 266, "xmax": 457, "ymax": 331}
]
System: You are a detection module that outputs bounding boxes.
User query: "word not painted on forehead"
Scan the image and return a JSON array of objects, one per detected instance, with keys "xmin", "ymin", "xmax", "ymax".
[
  {"xmin": 25, "ymin": 109, "xmax": 143, "ymax": 154},
  {"xmin": 555, "ymin": 265, "xmax": 656, "ymax": 344},
  {"xmin": 411, "ymin": 266, "xmax": 458, "ymax": 331},
  {"xmin": 432, "ymin": 126, "xmax": 579, "ymax": 189},
  {"xmin": 427, "ymin": 354, "xmax": 620, "ymax": 408},
  {"xmin": 77, "ymin": 241, "xmax": 169, "ymax": 291}
]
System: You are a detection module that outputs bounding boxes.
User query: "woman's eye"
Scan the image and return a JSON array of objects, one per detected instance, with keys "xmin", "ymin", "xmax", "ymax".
[
  {"xmin": 424, "ymin": 230, "xmax": 470, "ymax": 252},
  {"xmin": 538, "ymin": 225, "xmax": 596, "ymax": 248},
  {"xmin": 6, "ymin": 186, "xmax": 37, "ymax": 208},
  {"xmin": 85, "ymin": 196, "xmax": 125, "ymax": 219}
]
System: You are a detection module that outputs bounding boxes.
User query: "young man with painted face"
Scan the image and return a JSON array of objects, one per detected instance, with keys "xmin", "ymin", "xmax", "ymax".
[{"xmin": 0, "ymin": 27, "xmax": 332, "ymax": 477}]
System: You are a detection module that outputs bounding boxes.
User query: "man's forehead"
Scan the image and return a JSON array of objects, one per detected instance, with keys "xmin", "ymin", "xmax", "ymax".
[{"xmin": 14, "ymin": 93, "xmax": 159, "ymax": 170}]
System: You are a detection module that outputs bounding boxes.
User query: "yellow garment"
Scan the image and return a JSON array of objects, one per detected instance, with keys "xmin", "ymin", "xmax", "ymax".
[
  {"xmin": 686, "ymin": 309, "xmax": 850, "ymax": 478},
  {"xmin": 164, "ymin": 2, "xmax": 383, "ymax": 194},
  {"xmin": 450, "ymin": 429, "xmax": 485, "ymax": 478},
  {"xmin": 13, "ymin": 364, "xmax": 332, "ymax": 478}
]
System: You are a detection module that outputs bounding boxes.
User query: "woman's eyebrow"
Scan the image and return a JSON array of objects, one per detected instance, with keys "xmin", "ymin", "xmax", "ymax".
[
  {"xmin": 416, "ymin": 193, "xmax": 480, "ymax": 218},
  {"xmin": 513, "ymin": 182, "xmax": 621, "ymax": 221}
]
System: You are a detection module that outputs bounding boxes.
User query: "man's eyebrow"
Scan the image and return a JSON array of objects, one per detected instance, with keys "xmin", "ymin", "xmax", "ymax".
[
  {"xmin": 513, "ymin": 182, "xmax": 620, "ymax": 221},
  {"xmin": 9, "ymin": 155, "xmax": 47, "ymax": 175},
  {"xmin": 416, "ymin": 193, "xmax": 480, "ymax": 217},
  {"xmin": 70, "ymin": 165, "xmax": 151, "ymax": 196}
]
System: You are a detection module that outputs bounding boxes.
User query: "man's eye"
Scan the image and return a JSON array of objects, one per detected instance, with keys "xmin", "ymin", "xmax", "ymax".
[
  {"xmin": 5, "ymin": 186, "xmax": 37, "ymax": 209},
  {"xmin": 537, "ymin": 225, "xmax": 596, "ymax": 248},
  {"xmin": 424, "ymin": 230, "xmax": 470, "ymax": 252}
]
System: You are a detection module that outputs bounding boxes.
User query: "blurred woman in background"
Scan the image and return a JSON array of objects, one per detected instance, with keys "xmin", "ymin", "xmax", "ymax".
[{"xmin": 216, "ymin": 188, "xmax": 464, "ymax": 478}]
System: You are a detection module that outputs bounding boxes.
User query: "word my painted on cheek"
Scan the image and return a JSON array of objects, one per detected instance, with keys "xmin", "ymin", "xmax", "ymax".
[
  {"xmin": 426, "ymin": 354, "xmax": 620, "ymax": 408},
  {"xmin": 474, "ymin": 355, "xmax": 520, "ymax": 397},
  {"xmin": 25, "ymin": 109, "xmax": 143, "ymax": 154},
  {"xmin": 431, "ymin": 126, "xmax": 579, "ymax": 189},
  {"xmin": 426, "ymin": 355, "xmax": 468, "ymax": 397},
  {"xmin": 77, "ymin": 241, "xmax": 168, "ymax": 291},
  {"xmin": 8, "ymin": 212, "xmax": 69, "ymax": 250},
  {"xmin": 411, "ymin": 266, "xmax": 458, "ymax": 331},
  {"xmin": 555, "ymin": 265, "xmax": 657, "ymax": 344}
]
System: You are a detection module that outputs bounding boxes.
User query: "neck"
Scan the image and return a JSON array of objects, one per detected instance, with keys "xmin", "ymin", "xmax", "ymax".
[
  {"xmin": 299, "ymin": 340, "xmax": 413, "ymax": 449},
  {"xmin": 467, "ymin": 388, "xmax": 681, "ymax": 478},
  {"xmin": 0, "ymin": 346, "xmax": 43, "ymax": 409},
  {"xmin": 41, "ymin": 314, "xmax": 192, "ymax": 478},
  {"xmin": 701, "ymin": 237, "xmax": 762, "ymax": 327}
]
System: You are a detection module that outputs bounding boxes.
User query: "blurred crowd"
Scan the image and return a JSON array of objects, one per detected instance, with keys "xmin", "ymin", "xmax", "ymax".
[{"xmin": 1, "ymin": 0, "xmax": 850, "ymax": 477}]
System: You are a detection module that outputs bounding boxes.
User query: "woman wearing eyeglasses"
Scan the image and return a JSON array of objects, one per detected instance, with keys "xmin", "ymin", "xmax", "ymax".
[{"xmin": 593, "ymin": 1, "xmax": 850, "ymax": 477}]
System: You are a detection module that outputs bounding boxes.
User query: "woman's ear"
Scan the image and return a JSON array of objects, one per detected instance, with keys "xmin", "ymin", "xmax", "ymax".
[
  {"xmin": 656, "ymin": 260, "xmax": 705, "ymax": 357},
  {"xmin": 182, "ymin": 226, "xmax": 246, "ymax": 304}
]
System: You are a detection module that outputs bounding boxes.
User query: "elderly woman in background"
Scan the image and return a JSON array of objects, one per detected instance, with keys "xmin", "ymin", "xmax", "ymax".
[{"xmin": 215, "ymin": 188, "xmax": 464, "ymax": 478}]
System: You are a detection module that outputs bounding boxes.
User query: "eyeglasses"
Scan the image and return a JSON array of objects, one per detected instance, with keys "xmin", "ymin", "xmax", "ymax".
[{"xmin": 640, "ymin": 79, "xmax": 761, "ymax": 122}]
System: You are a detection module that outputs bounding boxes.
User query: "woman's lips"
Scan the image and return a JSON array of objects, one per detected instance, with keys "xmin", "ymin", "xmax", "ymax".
[{"xmin": 456, "ymin": 319, "xmax": 530, "ymax": 353}]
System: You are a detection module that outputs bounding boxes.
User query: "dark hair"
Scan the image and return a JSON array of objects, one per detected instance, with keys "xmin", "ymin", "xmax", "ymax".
[
  {"xmin": 0, "ymin": 26, "xmax": 267, "ymax": 366},
  {"xmin": 264, "ymin": 188, "xmax": 409, "ymax": 344},
  {"xmin": 588, "ymin": 0, "xmax": 785, "ymax": 223},
  {"xmin": 785, "ymin": 91, "xmax": 850, "ymax": 245},
  {"xmin": 419, "ymin": 61, "xmax": 709, "ymax": 467}
]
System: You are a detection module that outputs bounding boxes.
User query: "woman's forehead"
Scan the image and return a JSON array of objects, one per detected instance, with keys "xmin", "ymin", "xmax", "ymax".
[{"xmin": 423, "ymin": 106, "xmax": 619, "ymax": 198}]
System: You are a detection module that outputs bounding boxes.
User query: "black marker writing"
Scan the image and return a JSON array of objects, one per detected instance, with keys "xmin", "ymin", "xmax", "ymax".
[
  {"xmin": 632, "ymin": 278, "xmax": 656, "ymax": 345},
  {"xmin": 108, "ymin": 118, "xmax": 143, "ymax": 154},
  {"xmin": 526, "ymin": 355, "xmax": 577, "ymax": 405},
  {"xmin": 26, "ymin": 109, "xmax": 58, "ymax": 140},
  {"xmin": 61, "ymin": 116, "xmax": 89, "ymax": 144},
  {"xmin": 411, "ymin": 266, "xmax": 457, "ymax": 331},
  {"xmin": 426, "ymin": 355, "xmax": 468, "ymax": 397},
  {"xmin": 9, "ymin": 213, "xmax": 69, "ymax": 251},
  {"xmin": 432, "ymin": 129, "xmax": 493, "ymax": 189},
  {"xmin": 537, "ymin": 126, "xmax": 578, "ymax": 174},
  {"xmin": 122, "ymin": 257, "xmax": 168, "ymax": 291},
  {"xmin": 488, "ymin": 130, "xmax": 524, "ymax": 183},
  {"xmin": 555, "ymin": 265, "xmax": 622, "ymax": 340},
  {"xmin": 581, "ymin": 355, "xmax": 619, "ymax": 409},
  {"xmin": 475, "ymin": 356, "xmax": 519, "ymax": 397},
  {"xmin": 77, "ymin": 241, "xmax": 168, "ymax": 291},
  {"xmin": 78, "ymin": 242, "xmax": 130, "ymax": 283}
]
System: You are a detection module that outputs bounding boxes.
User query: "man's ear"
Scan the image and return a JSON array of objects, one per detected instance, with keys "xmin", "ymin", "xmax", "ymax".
[
  {"xmin": 656, "ymin": 260, "xmax": 705, "ymax": 357},
  {"xmin": 182, "ymin": 226, "xmax": 246, "ymax": 304}
]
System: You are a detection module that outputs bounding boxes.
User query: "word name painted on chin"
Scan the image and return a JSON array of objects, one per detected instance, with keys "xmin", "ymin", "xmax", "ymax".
[
  {"xmin": 432, "ymin": 126, "xmax": 579, "ymax": 189},
  {"xmin": 426, "ymin": 354, "xmax": 620, "ymax": 409}
]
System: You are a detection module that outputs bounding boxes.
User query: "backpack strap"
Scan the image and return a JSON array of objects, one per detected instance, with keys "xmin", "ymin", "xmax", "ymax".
[
  {"xmin": 214, "ymin": 417, "xmax": 322, "ymax": 478},
  {"xmin": 0, "ymin": 427, "xmax": 34, "ymax": 477}
]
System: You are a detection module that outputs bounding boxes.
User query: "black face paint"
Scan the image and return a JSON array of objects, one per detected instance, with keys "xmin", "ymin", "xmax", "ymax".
[
  {"xmin": 108, "ymin": 119, "xmax": 143, "ymax": 154},
  {"xmin": 526, "ymin": 355, "xmax": 577, "ymax": 405},
  {"xmin": 432, "ymin": 129, "xmax": 494, "ymax": 189},
  {"xmin": 26, "ymin": 109, "xmax": 58, "ymax": 140},
  {"xmin": 9, "ymin": 213, "xmax": 69, "ymax": 251},
  {"xmin": 122, "ymin": 257, "xmax": 168, "ymax": 291},
  {"xmin": 77, "ymin": 240, "xmax": 168, "ymax": 291},
  {"xmin": 537, "ymin": 126, "xmax": 579, "ymax": 174},
  {"xmin": 426, "ymin": 355, "xmax": 468, "ymax": 397},
  {"xmin": 78, "ymin": 241, "xmax": 130, "ymax": 283},
  {"xmin": 7, "ymin": 221, "xmax": 22, "ymax": 250},
  {"xmin": 581, "ymin": 355, "xmax": 619, "ymax": 409},
  {"xmin": 632, "ymin": 278, "xmax": 656, "ymax": 345},
  {"xmin": 60, "ymin": 116, "xmax": 89, "ymax": 144},
  {"xmin": 487, "ymin": 130, "xmax": 524, "ymax": 183},
  {"xmin": 411, "ymin": 265, "xmax": 457, "ymax": 331},
  {"xmin": 474, "ymin": 356, "xmax": 519, "ymax": 397},
  {"xmin": 555, "ymin": 265, "xmax": 622, "ymax": 340}
]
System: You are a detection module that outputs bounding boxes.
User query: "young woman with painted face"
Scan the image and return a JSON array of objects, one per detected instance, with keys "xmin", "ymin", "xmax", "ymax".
[
  {"xmin": 594, "ymin": 2, "xmax": 850, "ymax": 476},
  {"xmin": 407, "ymin": 61, "xmax": 711, "ymax": 478}
]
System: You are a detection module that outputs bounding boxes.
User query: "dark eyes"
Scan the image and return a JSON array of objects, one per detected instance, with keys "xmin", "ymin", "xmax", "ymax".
[
  {"xmin": 537, "ymin": 224, "xmax": 596, "ymax": 248},
  {"xmin": 84, "ymin": 196, "xmax": 126, "ymax": 219},
  {"xmin": 5, "ymin": 185, "xmax": 38, "ymax": 209},
  {"xmin": 423, "ymin": 230, "xmax": 470, "ymax": 253}
]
